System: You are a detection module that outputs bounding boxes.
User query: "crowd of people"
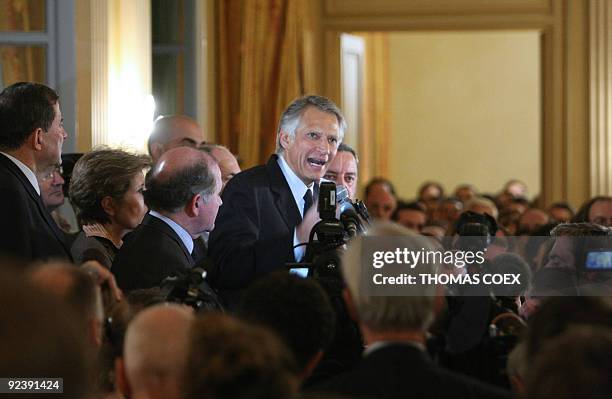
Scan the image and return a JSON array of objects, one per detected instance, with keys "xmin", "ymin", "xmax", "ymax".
[{"xmin": 1, "ymin": 82, "xmax": 612, "ymax": 399}]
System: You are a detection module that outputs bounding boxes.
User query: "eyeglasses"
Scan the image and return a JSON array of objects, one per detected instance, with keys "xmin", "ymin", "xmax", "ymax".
[{"xmin": 38, "ymin": 165, "xmax": 63, "ymax": 182}]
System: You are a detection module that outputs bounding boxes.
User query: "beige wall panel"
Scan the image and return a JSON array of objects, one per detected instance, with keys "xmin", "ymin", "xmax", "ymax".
[{"xmin": 388, "ymin": 31, "xmax": 541, "ymax": 199}]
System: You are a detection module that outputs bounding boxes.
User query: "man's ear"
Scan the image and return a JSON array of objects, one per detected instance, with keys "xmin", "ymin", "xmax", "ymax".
[
  {"xmin": 185, "ymin": 193, "xmax": 201, "ymax": 217},
  {"xmin": 31, "ymin": 128, "xmax": 44, "ymax": 151},
  {"xmin": 279, "ymin": 130, "xmax": 292, "ymax": 151},
  {"xmin": 342, "ymin": 287, "xmax": 359, "ymax": 323},
  {"xmin": 150, "ymin": 142, "xmax": 164, "ymax": 161},
  {"xmin": 115, "ymin": 357, "xmax": 131, "ymax": 398},
  {"xmin": 101, "ymin": 196, "xmax": 116, "ymax": 217}
]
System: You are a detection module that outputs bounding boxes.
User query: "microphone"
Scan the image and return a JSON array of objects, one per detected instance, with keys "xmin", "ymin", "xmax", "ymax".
[
  {"xmin": 336, "ymin": 185, "xmax": 350, "ymax": 204},
  {"xmin": 335, "ymin": 185, "xmax": 367, "ymax": 236}
]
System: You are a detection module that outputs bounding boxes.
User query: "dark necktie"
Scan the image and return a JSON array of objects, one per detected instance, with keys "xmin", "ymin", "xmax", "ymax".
[{"xmin": 303, "ymin": 188, "xmax": 313, "ymax": 216}]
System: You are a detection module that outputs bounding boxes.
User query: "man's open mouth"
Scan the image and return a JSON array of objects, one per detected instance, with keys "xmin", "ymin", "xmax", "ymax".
[{"xmin": 307, "ymin": 158, "xmax": 326, "ymax": 167}]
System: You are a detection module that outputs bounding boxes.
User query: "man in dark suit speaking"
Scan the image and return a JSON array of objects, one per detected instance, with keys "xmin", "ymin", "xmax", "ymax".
[
  {"xmin": 112, "ymin": 147, "xmax": 223, "ymax": 291},
  {"xmin": 0, "ymin": 82, "xmax": 71, "ymax": 261},
  {"xmin": 208, "ymin": 95, "xmax": 346, "ymax": 303}
]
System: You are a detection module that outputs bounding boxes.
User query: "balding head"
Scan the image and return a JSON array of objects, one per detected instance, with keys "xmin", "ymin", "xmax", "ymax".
[
  {"xmin": 121, "ymin": 304, "xmax": 194, "ymax": 399},
  {"xmin": 199, "ymin": 144, "xmax": 241, "ymax": 188},
  {"xmin": 144, "ymin": 147, "xmax": 223, "ymax": 235},
  {"xmin": 148, "ymin": 115, "xmax": 204, "ymax": 162}
]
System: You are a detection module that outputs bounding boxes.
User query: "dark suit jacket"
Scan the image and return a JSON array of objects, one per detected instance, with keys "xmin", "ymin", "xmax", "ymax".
[
  {"xmin": 315, "ymin": 344, "xmax": 511, "ymax": 399},
  {"xmin": 112, "ymin": 214, "xmax": 196, "ymax": 290},
  {"xmin": 0, "ymin": 153, "xmax": 71, "ymax": 262},
  {"xmin": 208, "ymin": 155, "xmax": 301, "ymax": 293}
]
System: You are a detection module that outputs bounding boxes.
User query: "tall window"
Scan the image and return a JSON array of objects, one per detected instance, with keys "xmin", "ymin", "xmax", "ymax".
[
  {"xmin": 151, "ymin": 0, "xmax": 196, "ymax": 118},
  {"xmin": 0, "ymin": 0, "xmax": 76, "ymax": 152}
]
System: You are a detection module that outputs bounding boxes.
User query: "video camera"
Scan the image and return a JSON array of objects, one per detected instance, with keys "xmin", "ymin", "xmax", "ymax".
[
  {"xmin": 453, "ymin": 211, "xmax": 498, "ymax": 253},
  {"xmin": 288, "ymin": 181, "xmax": 370, "ymax": 295},
  {"xmin": 574, "ymin": 233, "xmax": 612, "ymax": 273},
  {"xmin": 159, "ymin": 266, "xmax": 224, "ymax": 312}
]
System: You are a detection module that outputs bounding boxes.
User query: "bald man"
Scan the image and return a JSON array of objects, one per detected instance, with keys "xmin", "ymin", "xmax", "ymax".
[
  {"xmin": 148, "ymin": 115, "xmax": 205, "ymax": 163},
  {"xmin": 117, "ymin": 304, "xmax": 194, "ymax": 399},
  {"xmin": 199, "ymin": 144, "xmax": 241, "ymax": 188},
  {"xmin": 112, "ymin": 147, "xmax": 223, "ymax": 292}
]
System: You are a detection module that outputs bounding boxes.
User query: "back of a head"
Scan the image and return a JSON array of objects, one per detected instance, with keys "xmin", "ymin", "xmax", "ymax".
[
  {"xmin": 184, "ymin": 313, "xmax": 298, "ymax": 399},
  {"xmin": 550, "ymin": 222, "xmax": 610, "ymax": 237},
  {"xmin": 341, "ymin": 222, "xmax": 439, "ymax": 333},
  {"xmin": 123, "ymin": 304, "xmax": 194, "ymax": 392},
  {"xmin": 29, "ymin": 262, "xmax": 103, "ymax": 333},
  {"xmin": 526, "ymin": 296, "xmax": 612, "ymax": 360},
  {"xmin": 364, "ymin": 177, "xmax": 396, "ymax": 198},
  {"xmin": 238, "ymin": 272, "xmax": 335, "ymax": 372},
  {"xmin": 148, "ymin": 115, "xmax": 203, "ymax": 159},
  {"xmin": 0, "ymin": 82, "xmax": 58, "ymax": 151},
  {"xmin": 526, "ymin": 327, "xmax": 612, "ymax": 399},
  {"xmin": 144, "ymin": 147, "xmax": 218, "ymax": 214},
  {"xmin": 0, "ymin": 265, "xmax": 92, "ymax": 399},
  {"xmin": 489, "ymin": 253, "xmax": 531, "ymax": 297},
  {"xmin": 465, "ymin": 196, "xmax": 499, "ymax": 220}
]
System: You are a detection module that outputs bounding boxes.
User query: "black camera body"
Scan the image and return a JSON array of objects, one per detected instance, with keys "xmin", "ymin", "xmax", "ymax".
[
  {"xmin": 288, "ymin": 182, "xmax": 370, "ymax": 296},
  {"xmin": 453, "ymin": 211, "xmax": 498, "ymax": 254},
  {"xmin": 160, "ymin": 266, "xmax": 224, "ymax": 312}
]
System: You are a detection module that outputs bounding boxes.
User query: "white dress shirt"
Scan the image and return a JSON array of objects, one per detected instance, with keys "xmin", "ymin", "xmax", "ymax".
[{"xmin": 277, "ymin": 155, "xmax": 314, "ymax": 261}]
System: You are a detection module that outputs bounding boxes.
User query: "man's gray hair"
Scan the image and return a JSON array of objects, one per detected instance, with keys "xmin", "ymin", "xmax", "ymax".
[
  {"xmin": 342, "ymin": 222, "xmax": 440, "ymax": 333},
  {"xmin": 275, "ymin": 95, "xmax": 347, "ymax": 154}
]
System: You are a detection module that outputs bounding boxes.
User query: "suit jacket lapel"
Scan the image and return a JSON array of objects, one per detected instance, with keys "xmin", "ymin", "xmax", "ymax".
[
  {"xmin": 0, "ymin": 154, "xmax": 71, "ymax": 257},
  {"xmin": 266, "ymin": 155, "xmax": 301, "ymax": 230},
  {"xmin": 143, "ymin": 214, "xmax": 195, "ymax": 267}
]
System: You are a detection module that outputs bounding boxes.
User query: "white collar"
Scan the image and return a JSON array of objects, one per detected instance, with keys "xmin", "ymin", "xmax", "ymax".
[
  {"xmin": 0, "ymin": 152, "xmax": 40, "ymax": 195},
  {"xmin": 277, "ymin": 154, "xmax": 314, "ymax": 217},
  {"xmin": 364, "ymin": 340, "xmax": 426, "ymax": 357},
  {"xmin": 149, "ymin": 210, "xmax": 194, "ymax": 254}
]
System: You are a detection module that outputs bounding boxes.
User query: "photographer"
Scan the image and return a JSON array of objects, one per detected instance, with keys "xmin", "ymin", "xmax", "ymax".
[
  {"xmin": 442, "ymin": 211, "xmax": 522, "ymax": 386},
  {"xmin": 535, "ymin": 222, "xmax": 612, "ymax": 296}
]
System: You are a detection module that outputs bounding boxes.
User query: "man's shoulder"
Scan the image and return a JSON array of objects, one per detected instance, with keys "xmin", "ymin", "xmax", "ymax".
[
  {"xmin": 112, "ymin": 219, "xmax": 191, "ymax": 289},
  {"xmin": 0, "ymin": 158, "xmax": 23, "ymax": 187},
  {"xmin": 224, "ymin": 156, "xmax": 288, "ymax": 195},
  {"xmin": 317, "ymin": 346, "xmax": 511, "ymax": 399},
  {"xmin": 0, "ymin": 159, "xmax": 36, "ymax": 208},
  {"xmin": 230, "ymin": 162, "xmax": 273, "ymax": 187},
  {"xmin": 121, "ymin": 218, "xmax": 180, "ymax": 252}
]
